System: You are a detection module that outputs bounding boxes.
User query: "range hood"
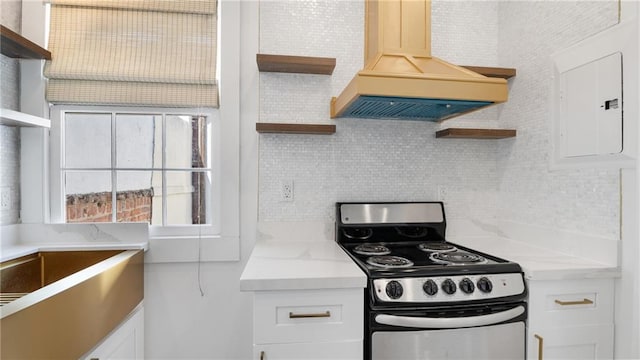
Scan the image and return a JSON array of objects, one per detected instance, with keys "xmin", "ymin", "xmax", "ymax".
[{"xmin": 331, "ymin": 0, "xmax": 508, "ymax": 122}]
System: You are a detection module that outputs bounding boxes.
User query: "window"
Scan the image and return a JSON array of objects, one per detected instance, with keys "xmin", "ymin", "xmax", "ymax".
[
  {"xmin": 38, "ymin": 1, "xmax": 239, "ymax": 261},
  {"xmin": 51, "ymin": 107, "xmax": 221, "ymax": 233}
]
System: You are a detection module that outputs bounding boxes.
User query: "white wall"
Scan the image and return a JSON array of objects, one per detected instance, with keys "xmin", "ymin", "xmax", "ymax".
[{"xmin": 618, "ymin": 2, "xmax": 640, "ymax": 357}]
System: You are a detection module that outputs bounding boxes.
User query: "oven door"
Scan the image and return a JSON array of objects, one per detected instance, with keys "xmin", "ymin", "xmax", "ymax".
[{"xmin": 370, "ymin": 303, "xmax": 526, "ymax": 360}]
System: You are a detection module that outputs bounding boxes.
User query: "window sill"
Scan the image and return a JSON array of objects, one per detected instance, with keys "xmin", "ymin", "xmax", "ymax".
[{"xmin": 145, "ymin": 235, "xmax": 239, "ymax": 263}]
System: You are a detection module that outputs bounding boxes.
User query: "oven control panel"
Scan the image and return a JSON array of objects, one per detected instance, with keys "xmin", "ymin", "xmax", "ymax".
[{"xmin": 372, "ymin": 273, "xmax": 525, "ymax": 303}]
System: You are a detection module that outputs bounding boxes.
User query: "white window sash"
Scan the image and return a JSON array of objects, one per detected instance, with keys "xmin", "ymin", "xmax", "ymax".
[{"xmin": 50, "ymin": 105, "xmax": 221, "ymax": 234}]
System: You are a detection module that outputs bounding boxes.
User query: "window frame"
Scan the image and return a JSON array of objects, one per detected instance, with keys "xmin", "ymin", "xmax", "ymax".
[
  {"xmin": 49, "ymin": 106, "xmax": 222, "ymax": 236},
  {"xmin": 31, "ymin": 0, "xmax": 240, "ymax": 262}
]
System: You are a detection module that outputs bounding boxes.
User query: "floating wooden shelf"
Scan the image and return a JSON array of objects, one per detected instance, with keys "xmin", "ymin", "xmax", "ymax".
[
  {"xmin": 0, "ymin": 108, "xmax": 50, "ymax": 128},
  {"xmin": 257, "ymin": 54, "xmax": 336, "ymax": 75},
  {"xmin": 256, "ymin": 122, "xmax": 336, "ymax": 135},
  {"xmin": 436, "ymin": 128, "xmax": 516, "ymax": 139},
  {"xmin": 1, "ymin": 25, "xmax": 51, "ymax": 60},
  {"xmin": 461, "ymin": 65, "xmax": 516, "ymax": 79}
]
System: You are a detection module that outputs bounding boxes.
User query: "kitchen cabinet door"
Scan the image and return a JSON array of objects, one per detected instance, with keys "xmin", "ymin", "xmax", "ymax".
[
  {"xmin": 253, "ymin": 340, "xmax": 362, "ymax": 360},
  {"xmin": 82, "ymin": 306, "xmax": 144, "ymax": 360},
  {"xmin": 528, "ymin": 324, "xmax": 613, "ymax": 360}
]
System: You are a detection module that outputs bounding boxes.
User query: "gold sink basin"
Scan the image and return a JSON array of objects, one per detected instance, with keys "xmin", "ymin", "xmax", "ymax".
[
  {"xmin": 1, "ymin": 250, "xmax": 122, "ymax": 301},
  {"xmin": 0, "ymin": 249, "xmax": 143, "ymax": 359}
]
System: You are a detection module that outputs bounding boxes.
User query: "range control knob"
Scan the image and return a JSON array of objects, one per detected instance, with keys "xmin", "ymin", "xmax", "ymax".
[
  {"xmin": 385, "ymin": 280, "xmax": 404, "ymax": 299},
  {"xmin": 477, "ymin": 277, "xmax": 493, "ymax": 293},
  {"xmin": 441, "ymin": 279, "xmax": 457, "ymax": 295},
  {"xmin": 459, "ymin": 278, "xmax": 475, "ymax": 294},
  {"xmin": 423, "ymin": 279, "xmax": 438, "ymax": 296}
]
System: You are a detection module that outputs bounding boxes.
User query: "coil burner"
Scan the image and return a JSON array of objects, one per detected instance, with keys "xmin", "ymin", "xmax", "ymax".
[
  {"xmin": 395, "ymin": 226, "xmax": 429, "ymax": 238},
  {"xmin": 366, "ymin": 255, "xmax": 414, "ymax": 268},
  {"xmin": 429, "ymin": 251, "xmax": 488, "ymax": 265},
  {"xmin": 418, "ymin": 242, "xmax": 457, "ymax": 253},
  {"xmin": 354, "ymin": 244, "xmax": 391, "ymax": 256},
  {"xmin": 342, "ymin": 227, "xmax": 374, "ymax": 240}
]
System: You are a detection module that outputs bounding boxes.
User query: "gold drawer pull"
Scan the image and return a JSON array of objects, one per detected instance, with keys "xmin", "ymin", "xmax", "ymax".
[
  {"xmin": 554, "ymin": 298, "xmax": 594, "ymax": 306},
  {"xmin": 260, "ymin": 351, "xmax": 265, "ymax": 360},
  {"xmin": 289, "ymin": 310, "xmax": 331, "ymax": 319},
  {"xmin": 534, "ymin": 334, "xmax": 544, "ymax": 360}
]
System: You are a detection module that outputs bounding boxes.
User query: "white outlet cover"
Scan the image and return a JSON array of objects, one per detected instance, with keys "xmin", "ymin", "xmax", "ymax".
[{"xmin": 281, "ymin": 180, "xmax": 294, "ymax": 201}]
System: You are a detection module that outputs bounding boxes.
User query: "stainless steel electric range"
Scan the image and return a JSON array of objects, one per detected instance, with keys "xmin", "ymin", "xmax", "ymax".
[{"xmin": 335, "ymin": 202, "xmax": 527, "ymax": 360}]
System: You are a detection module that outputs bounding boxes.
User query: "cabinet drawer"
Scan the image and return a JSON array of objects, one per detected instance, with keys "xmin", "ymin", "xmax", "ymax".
[
  {"xmin": 253, "ymin": 340, "xmax": 362, "ymax": 360},
  {"xmin": 254, "ymin": 288, "xmax": 363, "ymax": 345},
  {"xmin": 527, "ymin": 278, "xmax": 614, "ymax": 328}
]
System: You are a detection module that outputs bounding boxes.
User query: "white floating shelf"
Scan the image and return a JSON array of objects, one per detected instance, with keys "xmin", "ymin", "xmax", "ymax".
[{"xmin": 0, "ymin": 108, "xmax": 50, "ymax": 128}]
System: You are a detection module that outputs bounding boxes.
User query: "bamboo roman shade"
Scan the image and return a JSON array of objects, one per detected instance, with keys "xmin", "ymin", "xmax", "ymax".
[{"xmin": 45, "ymin": 0, "xmax": 218, "ymax": 107}]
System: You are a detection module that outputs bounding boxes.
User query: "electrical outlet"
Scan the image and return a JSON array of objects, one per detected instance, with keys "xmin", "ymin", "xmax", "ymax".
[
  {"xmin": 438, "ymin": 186, "xmax": 447, "ymax": 201},
  {"xmin": 281, "ymin": 180, "xmax": 294, "ymax": 202},
  {"xmin": 1, "ymin": 187, "xmax": 11, "ymax": 210}
]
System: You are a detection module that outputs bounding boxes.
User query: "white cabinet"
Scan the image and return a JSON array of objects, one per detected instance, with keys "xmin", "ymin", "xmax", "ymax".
[
  {"xmin": 82, "ymin": 305, "xmax": 144, "ymax": 360},
  {"xmin": 252, "ymin": 288, "xmax": 363, "ymax": 360},
  {"xmin": 253, "ymin": 341, "xmax": 362, "ymax": 360},
  {"xmin": 527, "ymin": 279, "xmax": 614, "ymax": 360}
]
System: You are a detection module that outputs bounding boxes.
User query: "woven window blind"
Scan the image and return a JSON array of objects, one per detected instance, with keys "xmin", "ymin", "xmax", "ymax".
[{"xmin": 44, "ymin": 0, "xmax": 218, "ymax": 107}]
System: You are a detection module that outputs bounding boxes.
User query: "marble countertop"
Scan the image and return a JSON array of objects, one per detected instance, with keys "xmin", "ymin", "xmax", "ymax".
[
  {"xmin": 450, "ymin": 235, "xmax": 620, "ymax": 281},
  {"xmin": 240, "ymin": 221, "xmax": 619, "ymax": 291},
  {"xmin": 240, "ymin": 240, "xmax": 367, "ymax": 291},
  {"xmin": 240, "ymin": 222, "xmax": 366, "ymax": 291},
  {"xmin": 1, "ymin": 223, "xmax": 148, "ymax": 262}
]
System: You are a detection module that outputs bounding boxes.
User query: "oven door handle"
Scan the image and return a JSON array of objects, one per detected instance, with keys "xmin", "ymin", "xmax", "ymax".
[{"xmin": 375, "ymin": 305, "xmax": 525, "ymax": 329}]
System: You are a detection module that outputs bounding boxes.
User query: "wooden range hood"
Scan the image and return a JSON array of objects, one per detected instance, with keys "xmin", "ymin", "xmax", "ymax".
[{"xmin": 331, "ymin": 0, "xmax": 508, "ymax": 122}]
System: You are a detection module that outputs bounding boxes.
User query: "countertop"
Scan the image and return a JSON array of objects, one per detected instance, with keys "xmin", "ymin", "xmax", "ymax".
[
  {"xmin": 239, "ymin": 240, "xmax": 367, "ymax": 291},
  {"xmin": 450, "ymin": 235, "xmax": 620, "ymax": 281},
  {"xmin": 240, "ymin": 221, "xmax": 619, "ymax": 291},
  {"xmin": 239, "ymin": 222, "xmax": 367, "ymax": 291},
  {"xmin": 1, "ymin": 223, "xmax": 148, "ymax": 262}
]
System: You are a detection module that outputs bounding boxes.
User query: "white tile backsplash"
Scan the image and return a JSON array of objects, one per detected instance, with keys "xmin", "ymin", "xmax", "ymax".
[
  {"xmin": 0, "ymin": 0, "xmax": 21, "ymax": 226},
  {"xmin": 1, "ymin": 0, "xmax": 21, "ymax": 111},
  {"xmin": 0, "ymin": 126, "xmax": 20, "ymax": 224},
  {"xmin": 496, "ymin": 1, "xmax": 620, "ymax": 239},
  {"xmin": 259, "ymin": 0, "xmax": 364, "ymax": 125},
  {"xmin": 259, "ymin": 118, "xmax": 501, "ymax": 223},
  {"xmin": 257, "ymin": 0, "xmax": 621, "ymax": 245}
]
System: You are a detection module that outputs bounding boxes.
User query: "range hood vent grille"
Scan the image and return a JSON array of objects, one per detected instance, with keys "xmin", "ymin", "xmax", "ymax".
[{"xmin": 344, "ymin": 96, "xmax": 492, "ymax": 122}]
